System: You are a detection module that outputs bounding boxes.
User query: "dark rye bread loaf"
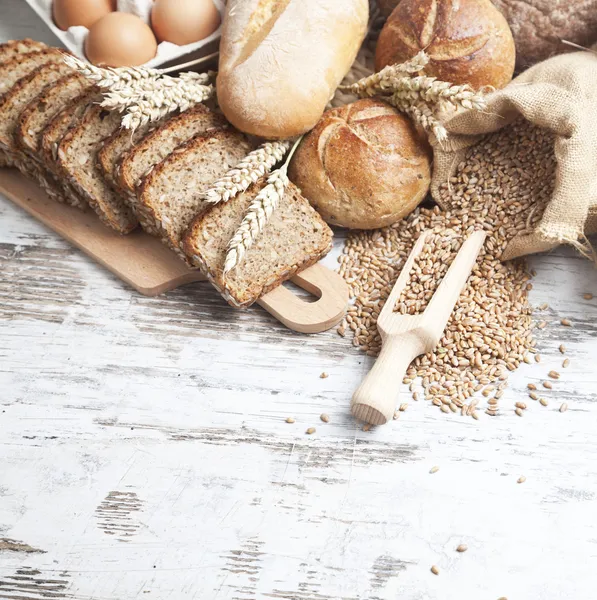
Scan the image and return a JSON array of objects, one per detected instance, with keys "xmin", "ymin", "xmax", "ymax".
[
  {"xmin": 0, "ymin": 39, "xmax": 47, "ymax": 65},
  {"xmin": 116, "ymin": 105, "xmax": 228, "ymax": 204},
  {"xmin": 58, "ymin": 105, "xmax": 138, "ymax": 233},
  {"xmin": 183, "ymin": 180, "xmax": 334, "ymax": 307},
  {"xmin": 17, "ymin": 73, "xmax": 90, "ymax": 154},
  {"xmin": 137, "ymin": 128, "xmax": 253, "ymax": 255}
]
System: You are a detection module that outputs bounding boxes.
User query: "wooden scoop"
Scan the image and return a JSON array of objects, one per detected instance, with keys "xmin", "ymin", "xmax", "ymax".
[{"xmin": 351, "ymin": 230, "xmax": 487, "ymax": 426}]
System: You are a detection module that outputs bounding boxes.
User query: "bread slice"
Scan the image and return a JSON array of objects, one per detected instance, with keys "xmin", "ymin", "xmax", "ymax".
[
  {"xmin": 0, "ymin": 48, "xmax": 68, "ymax": 167},
  {"xmin": 117, "ymin": 105, "xmax": 227, "ymax": 202},
  {"xmin": 183, "ymin": 179, "xmax": 334, "ymax": 307},
  {"xmin": 96, "ymin": 122, "xmax": 157, "ymax": 190},
  {"xmin": 0, "ymin": 62, "xmax": 75, "ymax": 161},
  {"xmin": 17, "ymin": 73, "xmax": 90, "ymax": 154},
  {"xmin": 136, "ymin": 129, "xmax": 253, "ymax": 254},
  {"xmin": 40, "ymin": 88, "xmax": 100, "ymax": 168},
  {"xmin": 58, "ymin": 105, "xmax": 138, "ymax": 233},
  {"xmin": 0, "ymin": 49, "xmax": 66, "ymax": 97},
  {"xmin": 0, "ymin": 39, "xmax": 47, "ymax": 65}
]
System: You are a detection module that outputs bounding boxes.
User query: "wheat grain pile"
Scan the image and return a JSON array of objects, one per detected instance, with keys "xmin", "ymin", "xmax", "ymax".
[{"xmin": 338, "ymin": 119, "xmax": 557, "ymax": 418}]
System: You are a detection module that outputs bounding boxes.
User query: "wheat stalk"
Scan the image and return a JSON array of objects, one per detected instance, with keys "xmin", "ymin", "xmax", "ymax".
[
  {"xmin": 203, "ymin": 141, "xmax": 291, "ymax": 205},
  {"xmin": 63, "ymin": 53, "xmax": 161, "ymax": 89},
  {"xmin": 390, "ymin": 95, "xmax": 448, "ymax": 142},
  {"xmin": 339, "ymin": 51, "xmax": 429, "ymax": 97},
  {"xmin": 64, "ymin": 53, "xmax": 215, "ymax": 130},
  {"xmin": 223, "ymin": 138, "xmax": 302, "ymax": 275}
]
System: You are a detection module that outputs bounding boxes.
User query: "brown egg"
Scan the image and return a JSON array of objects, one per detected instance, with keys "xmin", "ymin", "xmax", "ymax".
[
  {"xmin": 53, "ymin": 0, "xmax": 116, "ymax": 31},
  {"xmin": 85, "ymin": 12, "xmax": 158, "ymax": 67},
  {"xmin": 151, "ymin": 0, "xmax": 221, "ymax": 46}
]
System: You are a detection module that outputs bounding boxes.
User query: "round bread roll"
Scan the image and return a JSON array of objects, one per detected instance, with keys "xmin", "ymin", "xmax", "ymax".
[
  {"xmin": 375, "ymin": 0, "xmax": 516, "ymax": 90},
  {"xmin": 491, "ymin": 0, "xmax": 597, "ymax": 70},
  {"xmin": 288, "ymin": 99, "xmax": 431, "ymax": 230},
  {"xmin": 377, "ymin": 0, "xmax": 399, "ymax": 17}
]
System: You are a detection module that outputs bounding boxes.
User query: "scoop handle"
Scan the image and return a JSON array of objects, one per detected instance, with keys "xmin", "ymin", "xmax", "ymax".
[{"xmin": 351, "ymin": 334, "xmax": 423, "ymax": 425}]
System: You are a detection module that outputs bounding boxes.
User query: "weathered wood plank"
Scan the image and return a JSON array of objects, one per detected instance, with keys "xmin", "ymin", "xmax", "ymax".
[{"xmin": 2, "ymin": 6, "xmax": 597, "ymax": 598}]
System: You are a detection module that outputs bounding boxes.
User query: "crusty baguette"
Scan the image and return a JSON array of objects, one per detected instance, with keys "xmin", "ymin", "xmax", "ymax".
[
  {"xmin": 183, "ymin": 179, "xmax": 334, "ymax": 307},
  {"xmin": 57, "ymin": 105, "xmax": 138, "ymax": 233},
  {"xmin": 216, "ymin": 0, "xmax": 369, "ymax": 138},
  {"xmin": 137, "ymin": 128, "xmax": 253, "ymax": 255}
]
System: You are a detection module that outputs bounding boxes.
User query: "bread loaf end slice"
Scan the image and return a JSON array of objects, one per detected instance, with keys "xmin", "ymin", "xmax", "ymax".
[
  {"xmin": 137, "ymin": 128, "xmax": 253, "ymax": 253},
  {"xmin": 0, "ymin": 48, "xmax": 67, "ymax": 97},
  {"xmin": 58, "ymin": 105, "xmax": 138, "ymax": 233},
  {"xmin": 183, "ymin": 179, "xmax": 334, "ymax": 307}
]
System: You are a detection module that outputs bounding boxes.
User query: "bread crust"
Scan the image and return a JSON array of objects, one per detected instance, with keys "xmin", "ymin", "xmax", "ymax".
[
  {"xmin": 289, "ymin": 98, "xmax": 431, "ymax": 230},
  {"xmin": 217, "ymin": 0, "xmax": 369, "ymax": 138},
  {"xmin": 375, "ymin": 0, "xmax": 515, "ymax": 90}
]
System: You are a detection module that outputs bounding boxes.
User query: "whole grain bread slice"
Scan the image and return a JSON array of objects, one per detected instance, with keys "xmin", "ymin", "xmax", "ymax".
[
  {"xmin": 0, "ymin": 62, "xmax": 75, "ymax": 160},
  {"xmin": 117, "ymin": 105, "xmax": 227, "ymax": 202},
  {"xmin": 58, "ymin": 105, "xmax": 138, "ymax": 233},
  {"xmin": 182, "ymin": 179, "xmax": 334, "ymax": 307},
  {"xmin": 40, "ymin": 88, "xmax": 101, "ymax": 168},
  {"xmin": 0, "ymin": 39, "xmax": 47, "ymax": 65},
  {"xmin": 17, "ymin": 72, "xmax": 90, "ymax": 154},
  {"xmin": 0, "ymin": 48, "xmax": 67, "ymax": 97},
  {"xmin": 136, "ymin": 128, "xmax": 253, "ymax": 254},
  {"xmin": 96, "ymin": 122, "xmax": 158, "ymax": 191}
]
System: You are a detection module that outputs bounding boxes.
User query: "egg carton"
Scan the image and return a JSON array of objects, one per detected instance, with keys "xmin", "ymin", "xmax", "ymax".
[{"xmin": 24, "ymin": 0, "xmax": 224, "ymax": 69}]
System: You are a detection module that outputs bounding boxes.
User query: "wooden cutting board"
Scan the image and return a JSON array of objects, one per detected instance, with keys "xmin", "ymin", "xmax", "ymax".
[{"xmin": 0, "ymin": 169, "xmax": 349, "ymax": 333}]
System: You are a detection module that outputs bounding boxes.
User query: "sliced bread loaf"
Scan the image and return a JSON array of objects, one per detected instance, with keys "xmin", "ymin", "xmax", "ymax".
[
  {"xmin": 182, "ymin": 180, "xmax": 334, "ymax": 307},
  {"xmin": 0, "ymin": 39, "xmax": 47, "ymax": 65},
  {"xmin": 57, "ymin": 105, "xmax": 138, "ymax": 233},
  {"xmin": 117, "ymin": 105, "xmax": 227, "ymax": 202},
  {"xmin": 17, "ymin": 73, "xmax": 90, "ymax": 154},
  {"xmin": 136, "ymin": 128, "xmax": 253, "ymax": 253}
]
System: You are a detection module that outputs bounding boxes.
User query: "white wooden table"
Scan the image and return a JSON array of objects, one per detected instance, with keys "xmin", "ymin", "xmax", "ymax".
[{"xmin": 2, "ymin": 4, "xmax": 597, "ymax": 598}]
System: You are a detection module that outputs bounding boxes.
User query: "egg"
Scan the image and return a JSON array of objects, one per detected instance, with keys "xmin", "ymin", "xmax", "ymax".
[
  {"xmin": 151, "ymin": 0, "xmax": 221, "ymax": 46},
  {"xmin": 53, "ymin": 0, "xmax": 116, "ymax": 31},
  {"xmin": 85, "ymin": 12, "xmax": 158, "ymax": 67}
]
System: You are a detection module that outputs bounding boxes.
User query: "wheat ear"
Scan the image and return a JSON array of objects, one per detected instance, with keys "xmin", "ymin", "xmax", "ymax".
[
  {"xmin": 63, "ymin": 53, "xmax": 161, "ymax": 89},
  {"xmin": 390, "ymin": 95, "xmax": 448, "ymax": 142},
  {"xmin": 223, "ymin": 137, "xmax": 303, "ymax": 275},
  {"xmin": 339, "ymin": 51, "xmax": 430, "ymax": 97},
  {"xmin": 203, "ymin": 141, "xmax": 291, "ymax": 205}
]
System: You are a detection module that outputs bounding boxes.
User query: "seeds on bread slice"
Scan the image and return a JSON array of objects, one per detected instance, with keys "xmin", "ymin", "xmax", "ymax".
[
  {"xmin": 137, "ymin": 128, "xmax": 253, "ymax": 254},
  {"xmin": 0, "ymin": 39, "xmax": 47, "ymax": 65},
  {"xmin": 117, "ymin": 105, "xmax": 228, "ymax": 203},
  {"xmin": 97, "ymin": 122, "xmax": 158, "ymax": 191},
  {"xmin": 0, "ymin": 62, "xmax": 75, "ymax": 159},
  {"xmin": 17, "ymin": 73, "xmax": 90, "ymax": 154},
  {"xmin": 58, "ymin": 105, "xmax": 138, "ymax": 233},
  {"xmin": 0, "ymin": 48, "xmax": 67, "ymax": 97},
  {"xmin": 183, "ymin": 179, "xmax": 334, "ymax": 307}
]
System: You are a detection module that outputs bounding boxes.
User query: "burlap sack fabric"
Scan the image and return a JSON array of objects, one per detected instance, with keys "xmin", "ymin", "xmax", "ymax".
[{"xmin": 430, "ymin": 51, "xmax": 597, "ymax": 261}]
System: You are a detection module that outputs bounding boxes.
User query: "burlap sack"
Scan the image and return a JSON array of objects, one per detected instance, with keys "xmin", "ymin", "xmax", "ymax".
[{"xmin": 430, "ymin": 51, "xmax": 597, "ymax": 261}]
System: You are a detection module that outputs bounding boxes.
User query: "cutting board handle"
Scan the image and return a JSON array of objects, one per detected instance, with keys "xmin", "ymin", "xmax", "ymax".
[{"xmin": 259, "ymin": 263, "xmax": 349, "ymax": 334}]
